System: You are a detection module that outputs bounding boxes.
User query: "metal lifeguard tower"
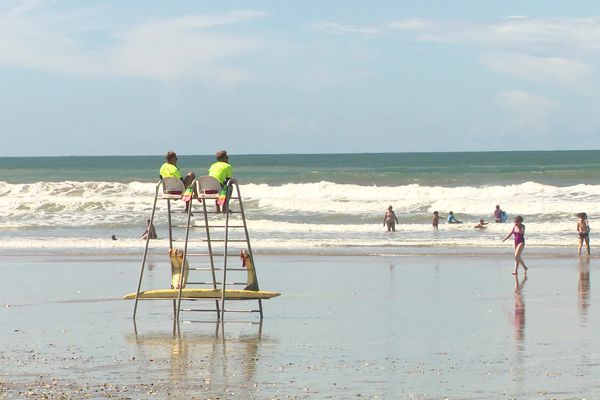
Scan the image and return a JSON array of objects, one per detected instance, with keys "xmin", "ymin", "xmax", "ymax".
[{"xmin": 124, "ymin": 177, "xmax": 280, "ymax": 324}]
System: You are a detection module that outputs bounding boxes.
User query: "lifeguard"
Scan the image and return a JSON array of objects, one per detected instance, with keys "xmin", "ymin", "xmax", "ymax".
[
  {"xmin": 208, "ymin": 150, "xmax": 233, "ymax": 212},
  {"xmin": 160, "ymin": 151, "xmax": 195, "ymax": 187}
]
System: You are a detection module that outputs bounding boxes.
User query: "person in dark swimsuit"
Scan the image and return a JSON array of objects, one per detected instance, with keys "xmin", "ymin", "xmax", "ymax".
[
  {"xmin": 577, "ymin": 212, "xmax": 590, "ymax": 255},
  {"xmin": 502, "ymin": 215, "xmax": 528, "ymax": 275},
  {"xmin": 432, "ymin": 211, "xmax": 439, "ymax": 230},
  {"xmin": 383, "ymin": 206, "xmax": 399, "ymax": 232}
]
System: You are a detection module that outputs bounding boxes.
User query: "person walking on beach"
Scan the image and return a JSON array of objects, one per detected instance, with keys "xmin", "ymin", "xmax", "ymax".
[
  {"xmin": 432, "ymin": 211, "xmax": 439, "ymax": 230},
  {"xmin": 383, "ymin": 206, "xmax": 399, "ymax": 232},
  {"xmin": 502, "ymin": 216, "xmax": 528, "ymax": 275},
  {"xmin": 577, "ymin": 212, "xmax": 591, "ymax": 255},
  {"xmin": 447, "ymin": 211, "xmax": 462, "ymax": 224},
  {"xmin": 208, "ymin": 150, "xmax": 233, "ymax": 213}
]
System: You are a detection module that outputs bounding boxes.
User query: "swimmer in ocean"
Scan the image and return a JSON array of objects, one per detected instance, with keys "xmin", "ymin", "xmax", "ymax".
[
  {"xmin": 383, "ymin": 206, "xmax": 399, "ymax": 232},
  {"xmin": 474, "ymin": 219, "xmax": 488, "ymax": 229},
  {"xmin": 447, "ymin": 211, "xmax": 462, "ymax": 224}
]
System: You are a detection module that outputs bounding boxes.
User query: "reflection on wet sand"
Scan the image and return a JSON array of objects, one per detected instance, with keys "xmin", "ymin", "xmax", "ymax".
[
  {"xmin": 127, "ymin": 320, "xmax": 271, "ymax": 398},
  {"xmin": 578, "ymin": 256, "xmax": 591, "ymax": 316},
  {"xmin": 513, "ymin": 275, "xmax": 527, "ymax": 345},
  {"xmin": 512, "ymin": 275, "xmax": 527, "ymax": 392},
  {"xmin": 388, "ymin": 264, "xmax": 396, "ymax": 297},
  {"xmin": 576, "ymin": 256, "xmax": 592, "ymax": 382}
]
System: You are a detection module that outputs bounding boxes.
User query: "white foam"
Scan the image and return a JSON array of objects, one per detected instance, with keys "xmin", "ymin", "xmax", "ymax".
[
  {"xmin": 0, "ymin": 180, "xmax": 594, "ymax": 253},
  {"xmin": 1, "ymin": 180, "xmax": 598, "ymax": 222},
  {"xmin": 242, "ymin": 181, "xmax": 600, "ymax": 216}
]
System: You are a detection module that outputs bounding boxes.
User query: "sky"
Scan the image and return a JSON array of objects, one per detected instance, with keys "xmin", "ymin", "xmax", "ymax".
[{"xmin": 2, "ymin": 0, "xmax": 600, "ymax": 156}]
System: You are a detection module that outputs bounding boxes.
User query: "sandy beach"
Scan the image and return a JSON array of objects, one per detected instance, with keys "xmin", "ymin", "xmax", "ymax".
[{"xmin": 1, "ymin": 252, "xmax": 599, "ymax": 399}]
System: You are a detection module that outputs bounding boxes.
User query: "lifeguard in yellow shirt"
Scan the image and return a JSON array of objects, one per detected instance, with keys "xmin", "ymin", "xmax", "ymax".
[
  {"xmin": 208, "ymin": 150, "xmax": 233, "ymax": 212},
  {"xmin": 160, "ymin": 150, "xmax": 196, "ymax": 186},
  {"xmin": 160, "ymin": 151, "xmax": 196, "ymax": 211}
]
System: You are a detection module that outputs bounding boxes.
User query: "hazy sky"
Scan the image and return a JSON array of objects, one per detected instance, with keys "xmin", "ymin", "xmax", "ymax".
[{"xmin": 2, "ymin": 0, "xmax": 600, "ymax": 156}]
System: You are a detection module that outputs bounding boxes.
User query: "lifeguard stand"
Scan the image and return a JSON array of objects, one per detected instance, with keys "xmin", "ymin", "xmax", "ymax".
[{"xmin": 125, "ymin": 177, "xmax": 280, "ymax": 324}]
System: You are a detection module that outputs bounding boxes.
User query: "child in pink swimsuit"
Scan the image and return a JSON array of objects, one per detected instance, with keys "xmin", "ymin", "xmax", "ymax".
[{"xmin": 502, "ymin": 216, "xmax": 528, "ymax": 275}]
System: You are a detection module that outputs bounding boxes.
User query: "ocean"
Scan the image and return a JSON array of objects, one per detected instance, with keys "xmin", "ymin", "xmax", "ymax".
[{"xmin": 1, "ymin": 150, "xmax": 599, "ymax": 255}]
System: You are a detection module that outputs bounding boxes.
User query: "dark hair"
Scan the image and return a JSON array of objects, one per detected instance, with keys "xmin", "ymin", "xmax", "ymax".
[
  {"xmin": 166, "ymin": 151, "xmax": 177, "ymax": 161},
  {"xmin": 216, "ymin": 150, "xmax": 228, "ymax": 161}
]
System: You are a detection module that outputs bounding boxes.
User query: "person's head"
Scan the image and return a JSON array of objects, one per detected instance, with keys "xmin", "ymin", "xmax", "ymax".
[
  {"xmin": 434, "ymin": 211, "xmax": 438, "ymax": 215},
  {"xmin": 216, "ymin": 150, "xmax": 229, "ymax": 162},
  {"xmin": 479, "ymin": 219, "xmax": 484, "ymax": 223},
  {"xmin": 388, "ymin": 205, "xmax": 393, "ymax": 210},
  {"xmin": 166, "ymin": 151, "xmax": 177, "ymax": 165},
  {"xmin": 146, "ymin": 219, "xmax": 151, "ymax": 224},
  {"xmin": 495, "ymin": 205, "xmax": 500, "ymax": 209},
  {"xmin": 514, "ymin": 215, "xmax": 523, "ymax": 224},
  {"xmin": 577, "ymin": 212, "xmax": 587, "ymax": 219},
  {"xmin": 449, "ymin": 211, "xmax": 454, "ymax": 215}
]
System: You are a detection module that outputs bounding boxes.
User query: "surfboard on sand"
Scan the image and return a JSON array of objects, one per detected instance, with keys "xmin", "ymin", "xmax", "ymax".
[{"xmin": 123, "ymin": 288, "xmax": 281, "ymax": 300}]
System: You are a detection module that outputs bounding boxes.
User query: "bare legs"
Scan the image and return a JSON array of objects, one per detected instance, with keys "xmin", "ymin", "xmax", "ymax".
[
  {"xmin": 578, "ymin": 236, "xmax": 590, "ymax": 256},
  {"xmin": 513, "ymin": 243, "xmax": 527, "ymax": 275},
  {"xmin": 183, "ymin": 172, "xmax": 196, "ymax": 213},
  {"xmin": 183, "ymin": 172, "xmax": 195, "ymax": 188}
]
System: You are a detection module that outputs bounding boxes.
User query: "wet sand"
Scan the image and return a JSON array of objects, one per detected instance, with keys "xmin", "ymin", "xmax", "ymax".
[{"xmin": 1, "ymin": 253, "xmax": 599, "ymax": 399}]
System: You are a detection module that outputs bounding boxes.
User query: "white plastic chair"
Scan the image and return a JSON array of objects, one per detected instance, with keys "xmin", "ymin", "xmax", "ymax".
[
  {"xmin": 196, "ymin": 176, "xmax": 221, "ymax": 199},
  {"xmin": 162, "ymin": 177, "xmax": 185, "ymax": 199}
]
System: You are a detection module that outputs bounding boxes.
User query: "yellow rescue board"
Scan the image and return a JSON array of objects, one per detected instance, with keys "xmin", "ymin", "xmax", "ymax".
[{"xmin": 123, "ymin": 288, "xmax": 281, "ymax": 300}]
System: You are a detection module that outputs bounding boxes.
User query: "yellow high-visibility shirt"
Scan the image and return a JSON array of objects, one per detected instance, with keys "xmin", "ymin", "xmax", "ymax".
[
  {"xmin": 208, "ymin": 161, "xmax": 232, "ymax": 184},
  {"xmin": 159, "ymin": 162, "xmax": 182, "ymax": 179}
]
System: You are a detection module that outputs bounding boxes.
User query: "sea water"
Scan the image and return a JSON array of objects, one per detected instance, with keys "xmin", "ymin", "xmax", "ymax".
[{"xmin": 0, "ymin": 151, "xmax": 599, "ymax": 254}]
